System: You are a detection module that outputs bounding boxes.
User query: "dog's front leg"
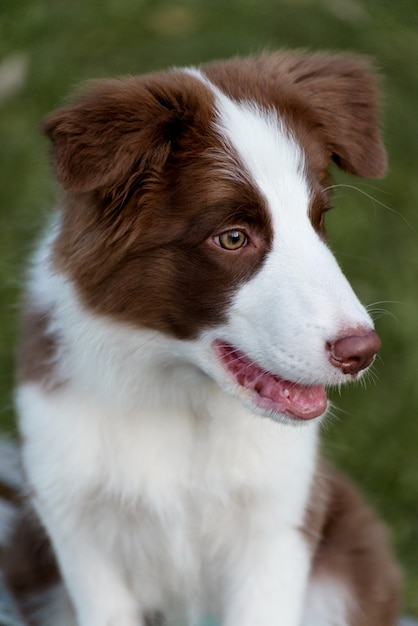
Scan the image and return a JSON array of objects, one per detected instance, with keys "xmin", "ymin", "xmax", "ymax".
[
  {"xmin": 36, "ymin": 508, "xmax": 142, "ymax": 626},
  {"xmin": 222, "ymin": 525, "xmax": 310, "ymax": 626},
  {"xmin": 18, "ymin": 388, "xmax": 143, "ymax": 626}
]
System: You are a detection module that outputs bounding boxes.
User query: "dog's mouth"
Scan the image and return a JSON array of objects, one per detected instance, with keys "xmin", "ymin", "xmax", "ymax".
[{"xmin": 214, "ymin": 341, "xmax": 327, "ymax": 421}]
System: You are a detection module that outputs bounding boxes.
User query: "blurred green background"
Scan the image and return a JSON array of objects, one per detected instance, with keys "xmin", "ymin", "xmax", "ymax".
[{"xmin": 0, "ymin": 0, "xmax": 417, "ymax": 617}]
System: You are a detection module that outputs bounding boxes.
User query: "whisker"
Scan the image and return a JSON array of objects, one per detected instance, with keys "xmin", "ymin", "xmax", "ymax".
[
  {"xmin": 321, "ymin": 402, "xmax": 348, "ymax": 433},
  {"xmin": 324, "ymin": 183, "xmax": 416, "ymax": 234},
  {"xmin": 366, "ymin": 300, "xmax": 403, "ymax": 325}
]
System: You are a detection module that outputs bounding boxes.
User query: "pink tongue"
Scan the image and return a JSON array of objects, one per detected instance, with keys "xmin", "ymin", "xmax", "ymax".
[{"xmin": 215, "ymin": 343, "xmax": 327, "ymax": 420}]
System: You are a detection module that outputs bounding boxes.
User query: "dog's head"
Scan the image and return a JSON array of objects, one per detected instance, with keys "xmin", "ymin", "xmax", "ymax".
[{"xmin": 44, "ymin": 52, "xmax": 385, "ymax": 424}]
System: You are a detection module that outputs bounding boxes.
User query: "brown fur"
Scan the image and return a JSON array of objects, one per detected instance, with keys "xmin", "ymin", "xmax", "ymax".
[
  {"xmin": 17, "ymin": 303, "xmax": 62, "ymax": 387},
  {"xmin": 203, "ymin": 52, "xmax": 386, "ymax": 179},
  {"xmin": 11, "ymin": 52, "xmax": 399, "ymax": 625},
  {"xmin": 303, "ymin": 461, "xmax": 401, "ymax": 626},
  {"xmin": 3, "ymin": 463, "xmax": 401, "ymax": 626},
  {"xmin": 2, "ymin": 510, "xmax": 60, "ymax": 606},
  {"xmin": 44, "ymin": 72, "xmax": 273, "ymax": 340},
  {"xmin": 41, "ymin": 52, "xmax": 385, "ymax": 344}
]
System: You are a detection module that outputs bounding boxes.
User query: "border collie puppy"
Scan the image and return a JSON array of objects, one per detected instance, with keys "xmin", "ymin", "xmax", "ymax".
[{"xmin": 10, "ymin": 52, "xmax": 400, "ymax": 626}]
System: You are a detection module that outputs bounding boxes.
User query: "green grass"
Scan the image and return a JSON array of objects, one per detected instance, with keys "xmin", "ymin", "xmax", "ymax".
[{"xmin": 1, "ymin": 0, "xmax": 418, "ymax": 616}]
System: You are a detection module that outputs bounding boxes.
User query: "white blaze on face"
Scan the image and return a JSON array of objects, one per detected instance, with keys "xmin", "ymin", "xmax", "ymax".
[{"xmin": 210, "ymin": 91, "xmax": 373, "ymax": 388}]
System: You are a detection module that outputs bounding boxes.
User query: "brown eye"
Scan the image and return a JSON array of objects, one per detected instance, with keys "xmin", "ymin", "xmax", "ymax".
[{"xmin": 216, "ymin": 230, "xmax": 248, "ymax": 250}]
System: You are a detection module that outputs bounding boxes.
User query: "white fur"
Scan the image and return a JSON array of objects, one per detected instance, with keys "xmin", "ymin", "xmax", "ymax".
[
  {"xmin": 303, "ymin": 576, "xmax": 355, "ymax": 626},
  {"xmin": 16, "ymin": 71, "xmax": 375, "ymax": 626},
  {"xmin": 0, "ymin": 439, "xmax": 22, "ymax": 547},
  {"xmin": 205, "ymin": 86, "xmax": 371, "ymax": 387},
  {"xmin": 0, "ymin": 438, "xmax": 23, "ymax": 489},
  {"xmin": 0, "ymin": 499, "xmax": 18, "ymax": 547}
]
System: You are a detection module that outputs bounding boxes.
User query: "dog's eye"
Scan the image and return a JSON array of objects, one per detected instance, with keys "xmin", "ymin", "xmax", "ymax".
[{"xmin": 216, "ymin": 230, "xmax": 248, "ymax": 250}]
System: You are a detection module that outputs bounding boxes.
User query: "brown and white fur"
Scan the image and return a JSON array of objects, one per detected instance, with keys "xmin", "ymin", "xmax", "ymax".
[{"xmin": 9, "ymin": 52, "xmax": 401, "ymax": 626}]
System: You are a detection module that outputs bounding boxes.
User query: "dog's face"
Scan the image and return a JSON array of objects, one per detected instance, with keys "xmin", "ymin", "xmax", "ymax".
[{"xmin": 44, "ymin": 53, "xmax": 386, "ymax": 424}]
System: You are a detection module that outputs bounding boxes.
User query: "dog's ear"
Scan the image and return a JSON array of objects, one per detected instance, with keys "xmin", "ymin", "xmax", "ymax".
[
  {"xmin": 203, "ymin": 52, "xmax": 386, "ymax": 179},
  {"xmin": 283, "ymin": 53, "xmax": 387, "ymax": 178},
  {"xmin": 44, "ymin": 73, "xmax": 210, "ymax": 193}
]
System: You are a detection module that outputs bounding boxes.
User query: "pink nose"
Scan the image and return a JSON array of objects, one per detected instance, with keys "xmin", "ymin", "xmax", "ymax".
[{"xmin": 328, "ymin": 329, "xmax": 381, "ymax": 375}]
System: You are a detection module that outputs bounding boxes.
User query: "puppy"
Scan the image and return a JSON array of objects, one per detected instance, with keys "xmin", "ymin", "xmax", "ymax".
[{"xmin": 13, "ymin": 51, "xmax": 400, "ymax": 626}]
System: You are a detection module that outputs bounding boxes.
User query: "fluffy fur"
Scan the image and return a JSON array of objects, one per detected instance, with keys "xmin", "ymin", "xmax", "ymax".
[{"xmin": 7, "ymin": 52, "xmax": 400, "ymax": 626}]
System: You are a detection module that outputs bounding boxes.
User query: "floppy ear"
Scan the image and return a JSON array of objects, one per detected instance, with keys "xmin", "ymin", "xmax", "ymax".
[
  {"xmin": 44, "ymin": 73, "xmax": 209, "ymax": 193},
  {"xmin": 283, "ymin": 52, "xmax": 387, "ymax": 178}
]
